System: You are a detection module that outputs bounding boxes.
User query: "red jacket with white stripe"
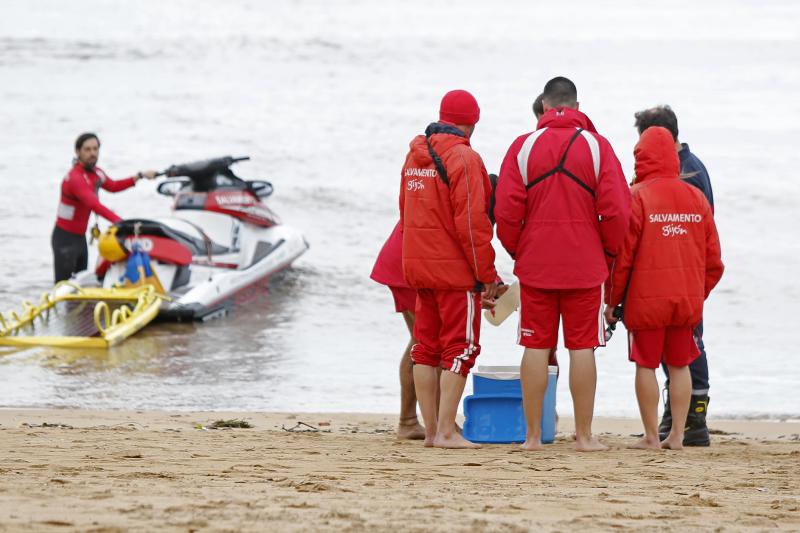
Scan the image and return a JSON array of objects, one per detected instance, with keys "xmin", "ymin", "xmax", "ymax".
[
  {"xmin": 56, "ymin": 163, "xmax": 136, "ymax": 235},
  {"xmin": 494, "ymin": 108, "xmax": 631, "ymax": 289},
  {"xmin": 399, "ymin": 122, "xmax": 497, "ymax": 291},
  {"xmin": 607, "ymin": 127, "xmax": 724, "ymax": 330}
]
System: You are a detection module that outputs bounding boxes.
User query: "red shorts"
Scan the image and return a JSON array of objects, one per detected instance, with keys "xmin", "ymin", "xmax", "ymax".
[
  {"xmin": 389, "ymin": 286, "xmax": 417, "ymax": 313},
  {"xmin": 518, "ymin": 284, "xmax": 605, "ymax": 350},
  {"xmin": 411, "ymin": 289, "xmax": 482, "ymax": 376},
  {"xmin": 629, "ymin": 326, "xmax": 700, "ymax": 369}
]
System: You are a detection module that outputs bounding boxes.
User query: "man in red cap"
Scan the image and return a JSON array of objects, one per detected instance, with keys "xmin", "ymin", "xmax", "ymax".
[
  {"xmin": 399, "ymin": 89, "xmax": 499, "ymax": 449},
  {"xmin": 495, "ymin": 77, "xmax": 631, "ymax": 452}
]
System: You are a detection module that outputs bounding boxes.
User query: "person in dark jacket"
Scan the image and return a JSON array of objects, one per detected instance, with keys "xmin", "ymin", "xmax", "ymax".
[{"xmin": 634, "ymin": 105, "xmax": 715, "ymax": 446}]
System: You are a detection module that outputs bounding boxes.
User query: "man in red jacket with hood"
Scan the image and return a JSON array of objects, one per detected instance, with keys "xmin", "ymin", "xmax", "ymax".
[
  {"xmin": 605, "ymin": 126, "xmax": 723, "ymax": 450},
  {"xmin": 400, "ymin": 89, "xmax": 498, "ymax": 449},
  {"xmin": 495, "ymin": 77, "xmax": 631, "ymax": 452}
]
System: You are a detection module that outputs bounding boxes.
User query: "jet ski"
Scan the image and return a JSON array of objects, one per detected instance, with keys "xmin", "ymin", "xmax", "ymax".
[{"xmin": 69, "ymin": 156, "xmax": 309, "ymax": 321}]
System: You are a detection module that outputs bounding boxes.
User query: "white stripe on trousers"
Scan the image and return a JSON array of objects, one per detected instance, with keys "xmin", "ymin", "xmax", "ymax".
[
  {"xmin": 597, "ymin": 283, "xmax": 607, "ymax": 347},
  {"xmin": 451, "ymin": 292, "xmax": 475, "ymax": 374}
]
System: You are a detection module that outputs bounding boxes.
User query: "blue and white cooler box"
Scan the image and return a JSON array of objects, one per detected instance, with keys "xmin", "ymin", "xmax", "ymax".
[{"xmin": 463, "ymin": 365, "xmax": 558, "ymax": 444}]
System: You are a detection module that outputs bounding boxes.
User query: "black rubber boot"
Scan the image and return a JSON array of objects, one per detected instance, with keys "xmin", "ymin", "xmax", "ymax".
[
  {"xmin": 683, "ymin": 394, "xmax": 711, "ymax": 447},
  {"xmin": 658, "ymin": 391, "xmax": 672, "ymax": 440}
]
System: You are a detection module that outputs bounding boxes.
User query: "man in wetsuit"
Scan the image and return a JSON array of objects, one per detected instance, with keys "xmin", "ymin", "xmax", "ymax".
[{"xmin": 52, "ymin": 132, "xmax": 157, "ymax": 282}]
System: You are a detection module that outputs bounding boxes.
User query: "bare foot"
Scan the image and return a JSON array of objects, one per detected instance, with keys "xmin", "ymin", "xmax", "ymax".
[
  {"xmin": 434, "ymin": 432, "xmax": 481, "ymax": 449},
  {"xmin": 628, "ymin": 436, "xmax": 662, "ymax": 450},
  {"xmin": 520, "ymin": 437, "xmax": 544, "ymax": 451},
  {"xmin": 575, "ymin": 435, "xmax": 609, "ymax": 452},
  {"xmin": 660, "ymin": 435, "xmax": 684, "ymax": 450},
  {"xmin": 396, "ymin": 421, "xmax": 426, "ymax": 441}
]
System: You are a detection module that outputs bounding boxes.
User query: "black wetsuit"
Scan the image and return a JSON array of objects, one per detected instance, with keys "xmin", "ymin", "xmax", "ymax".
[{"xmin": 51, "ymin": 226, "xmax": 87, "ymax": 283}]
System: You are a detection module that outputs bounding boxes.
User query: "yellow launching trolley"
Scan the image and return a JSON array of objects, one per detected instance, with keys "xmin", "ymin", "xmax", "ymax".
[{"xmin": 0, "ymin": 282, "xmax": 164, "ymax": 349}]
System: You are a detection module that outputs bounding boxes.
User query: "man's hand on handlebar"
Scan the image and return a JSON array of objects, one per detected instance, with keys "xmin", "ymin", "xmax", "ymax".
[{"xmin": 137, "ymin": 170, "xmax": 158, "ymax": 181}]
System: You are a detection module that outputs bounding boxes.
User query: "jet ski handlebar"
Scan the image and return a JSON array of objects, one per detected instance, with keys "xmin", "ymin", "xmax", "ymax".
[{"xmin": 158, "ymin": 155, "xmax": 250, "ymax": 178}]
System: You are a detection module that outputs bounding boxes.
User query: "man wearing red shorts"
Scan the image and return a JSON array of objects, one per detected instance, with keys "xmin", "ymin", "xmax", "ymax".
[
  {"xmin": 495, "ymin": 77, "xmax": 631, "ymax": 451},
  {"xmin": 605, "ymin": 126, "xmax": 723, "ymax": 450},
  {"xmin": 400, "ymin": 89, "xmax": 498, "ymax": 449},
  {"xmin": 371, "ymin": 221, "xmax": 424, "ymax": 440}
]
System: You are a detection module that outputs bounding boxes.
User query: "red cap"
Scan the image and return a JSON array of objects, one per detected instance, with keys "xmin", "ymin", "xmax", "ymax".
[{"xmin": 439, "ymin": 90, "xmax": 480, "ymax": 126}]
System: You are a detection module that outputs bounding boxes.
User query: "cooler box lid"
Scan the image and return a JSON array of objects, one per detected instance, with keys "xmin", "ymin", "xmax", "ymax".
[{"xmin": 473, "ymin": 365, "xmax": 558, "ymax": 379}]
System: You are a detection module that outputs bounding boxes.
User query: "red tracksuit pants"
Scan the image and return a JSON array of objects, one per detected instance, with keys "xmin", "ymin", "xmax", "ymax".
[{"xmin": 411, "ymin": 289, "xmax": 482, "ymax": 377}]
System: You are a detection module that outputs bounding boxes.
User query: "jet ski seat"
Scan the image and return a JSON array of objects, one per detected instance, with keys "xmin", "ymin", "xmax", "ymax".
[{"xmin": 114, "ymin": 219, "xmax": 229, "ymax": 256}]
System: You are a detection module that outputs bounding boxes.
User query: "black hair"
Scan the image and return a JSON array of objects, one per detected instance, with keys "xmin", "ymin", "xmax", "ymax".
[
  {"xmin": 542, "ymin": 77, "xmax": 577, "ymax": 108},
  {"xmin": 532, "ymin": 93, "xmax": 545, "ymax": 119},
  {"xmin": 634, "ymin": 106, "xmax": 679, "ymax": 141},
  {"xmin": 75, "ymin": 132, "xmax": 100, "ymax": 151}
]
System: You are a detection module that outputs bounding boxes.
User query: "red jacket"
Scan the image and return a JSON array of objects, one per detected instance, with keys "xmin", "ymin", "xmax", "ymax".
[
  {"xmin": 370, "ymin": 221, "xmax": 408, "ymax": 288},
  {"xmin": 56, "ymin": 163, "xmax": 136, "ymax": 235},
  {"xmin": 494, "ymin": 108, "xmax": 631, "ymax": 289},
  {"xmin": 399, "ymin": 123, "xmax": 497, "ymax": 291},
  {"xmin": 607, "ymin": 127, "xmax": 724, "ymax": 330}
]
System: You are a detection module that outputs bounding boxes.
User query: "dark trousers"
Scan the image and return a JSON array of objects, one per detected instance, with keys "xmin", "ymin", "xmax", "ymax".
[
  {"xmin": 51, "ymin": 226, "xmax": 88, "ymax": 283},
  {"xmin": 663, "ymin": 320, "xmax": 709, "ymax": 394}
]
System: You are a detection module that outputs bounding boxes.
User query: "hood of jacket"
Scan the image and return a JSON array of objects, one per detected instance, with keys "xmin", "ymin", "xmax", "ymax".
[
  {"xmin": 634, "ymin": 126, "xmax": 680, "ymax": 183},
  {"xmin": 536, "ymin": 107, "xmax": 597, "ymax": 132},
  {"xmin": 408, "ymin": 122, "xmax": 471, "ymax": 166}
]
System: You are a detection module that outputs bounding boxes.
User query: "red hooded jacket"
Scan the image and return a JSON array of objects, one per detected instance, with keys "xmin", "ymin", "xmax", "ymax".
[
  {"xmin": 399, "ymin": 123, "xmax": 497, "ymax": 291},
  {"xmin": 607, "ymin": 127, "xmax": 724, "ymax": 330},
  {"xmin": 494, "ymin": 108, "xmax": 631, "ymax": 289},
  {"xmin": 370, "ymin": 221, "xmax": 408, "ymax": 288},
  {"xmin": 56, "ymin": 163, "xmax": 136, "ymax": 235}
]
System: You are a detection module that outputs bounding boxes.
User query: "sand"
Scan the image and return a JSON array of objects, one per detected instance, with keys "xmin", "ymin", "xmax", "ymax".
[{"xmin": 0, "ymin": 409, "xmax": 798, "ymax": 532}]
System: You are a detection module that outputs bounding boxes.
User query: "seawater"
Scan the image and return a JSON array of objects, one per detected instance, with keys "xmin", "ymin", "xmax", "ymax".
[{"xmin": 1, "ymin": 0, "xmax": 798, "ymax": 418}]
